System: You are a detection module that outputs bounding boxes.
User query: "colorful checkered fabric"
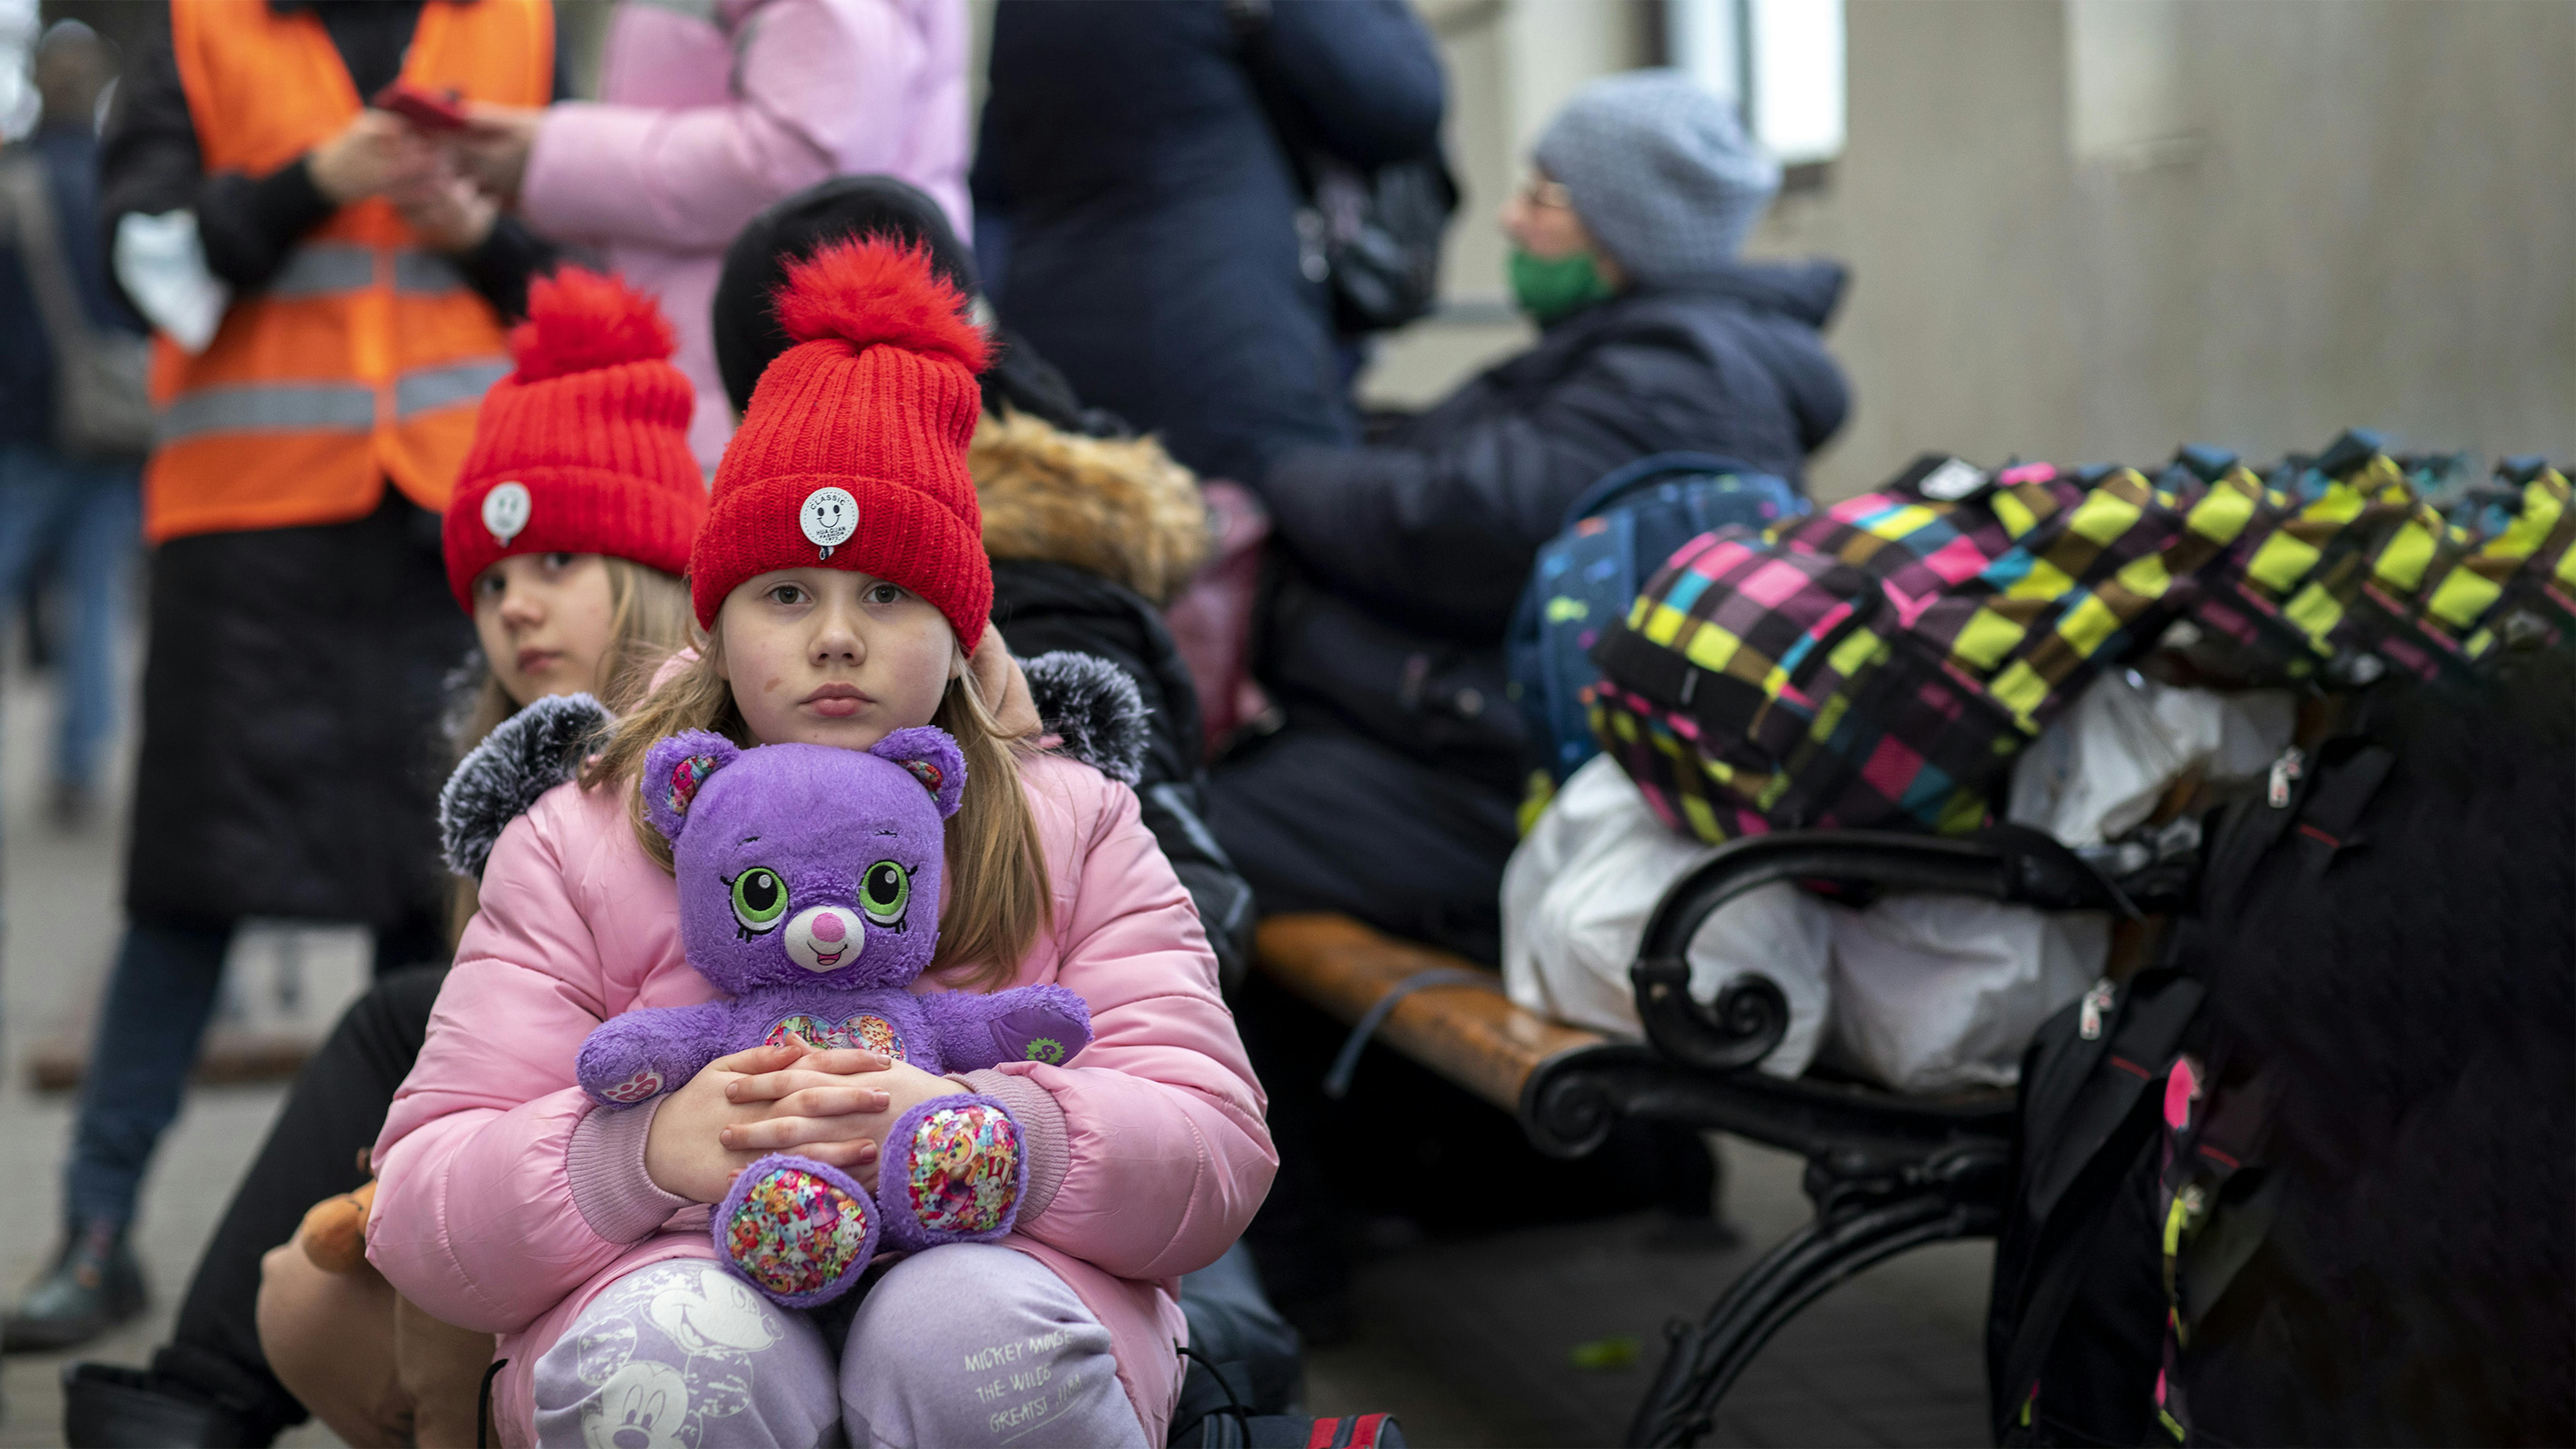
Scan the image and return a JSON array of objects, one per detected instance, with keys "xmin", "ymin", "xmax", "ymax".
[
  {"xmin": 1591, "ymin": 440, "xmax": 2574, "ymax": 847},
  {"xmin": 2182, "ymin": 449, "xmax": 2433, "ymax": 682},
  {"xmin": 1590, "ymin": 455, "xmax": 2260, "ymax": 844},
  {"xmin": 2340, "ymin": 461, "xmax": 2576, "ymax": 682}
]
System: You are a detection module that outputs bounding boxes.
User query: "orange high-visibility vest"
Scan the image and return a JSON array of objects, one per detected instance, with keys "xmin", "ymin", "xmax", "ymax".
[{"xmin": 147, "ymin": 0, "xmax": 553, "ymax": 543}]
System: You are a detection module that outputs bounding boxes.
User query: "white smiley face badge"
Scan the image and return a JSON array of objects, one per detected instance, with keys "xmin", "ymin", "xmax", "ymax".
[
  {"xmin": 800, "ymin": 486, "xmax": 859, "ymax": 559},
  {"xmin": 481, "ymin": 481, "xmax": 532, "ymax": 547}
]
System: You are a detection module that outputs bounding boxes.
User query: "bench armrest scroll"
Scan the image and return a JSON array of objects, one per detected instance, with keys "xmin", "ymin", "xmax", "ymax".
[{"xmin": 1630, "ymin": 827, "xmax": 2130, "ymax": 1074}]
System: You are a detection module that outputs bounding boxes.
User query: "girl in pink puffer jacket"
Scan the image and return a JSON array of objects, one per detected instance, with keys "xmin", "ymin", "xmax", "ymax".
[{"xmin": 369, "ymin": 239, "xmax": 1274, "ymax": 1448}]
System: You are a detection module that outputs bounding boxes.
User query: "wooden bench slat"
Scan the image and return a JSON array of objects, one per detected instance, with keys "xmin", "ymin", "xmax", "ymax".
[{"xmin": 1255, "ymin": 913, "xmax": 1608, "ymax": 1113}]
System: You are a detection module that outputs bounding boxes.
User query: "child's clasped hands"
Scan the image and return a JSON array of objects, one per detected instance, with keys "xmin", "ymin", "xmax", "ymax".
[{"xmin": 642, "ymin": 1035, "xmax": 972, "ymax": 1202}]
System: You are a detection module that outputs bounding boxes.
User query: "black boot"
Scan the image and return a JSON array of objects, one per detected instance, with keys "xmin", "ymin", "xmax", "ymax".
[
  {"xmin": 4, "ymin": 1221, "xmax": 147, "ymax": 1352},
  {"xmin": 62, "ymin": 1362, "xmax": 275, "ymax": 1448}
]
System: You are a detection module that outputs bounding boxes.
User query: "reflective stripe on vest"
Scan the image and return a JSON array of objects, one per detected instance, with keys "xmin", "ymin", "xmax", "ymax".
[
  {"xmin": 157, "ymin": 383, "xmax": 375, "ymax": 443},
  {"xmin": 263, "ymin": 243, "xmax": 472, "ymax": 300},
  {"xmin": 265, "ymin": 243, "xmax": 374, "ymax": 298},
  {"xmin": 393, "ymin": 358, "xmax": 511, "ymax": 418},
  {"xmin": 392, "ymin": 250, "xmax": 469, "ymax": 296},
  {"xmin": 157, "ymin": 359, "xmax": 510, "ymax": 445}
]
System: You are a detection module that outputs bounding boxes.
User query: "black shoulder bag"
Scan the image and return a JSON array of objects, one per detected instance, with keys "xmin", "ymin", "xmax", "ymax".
[{"xmin": 1227, "ymin": 0, "xmax": 1458, "ymax": 336}]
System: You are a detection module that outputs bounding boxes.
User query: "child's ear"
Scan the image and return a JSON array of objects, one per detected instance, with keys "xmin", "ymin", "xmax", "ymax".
[
  {"xmin": 870, "ymin": 726, "xmax": 967, "ymax": 819},
  {"xmin": 642, "ymin": 730, "xmax": 743, "ymax": 842}
]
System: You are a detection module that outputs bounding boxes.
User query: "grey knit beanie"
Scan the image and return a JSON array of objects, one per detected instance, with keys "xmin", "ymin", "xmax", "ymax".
[{"xmin": 1531, "ymin": 69, "xmax": 1781, "ymax": 291}]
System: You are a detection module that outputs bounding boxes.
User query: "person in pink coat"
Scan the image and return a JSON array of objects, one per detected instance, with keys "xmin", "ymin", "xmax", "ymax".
[
  {"xmin": 456, "ymin": 0, "xmax": 971, "ymax": 470},
  {"xmin": 369, "ymin": 239, "xmax": 1271, "ymax": 1447}
]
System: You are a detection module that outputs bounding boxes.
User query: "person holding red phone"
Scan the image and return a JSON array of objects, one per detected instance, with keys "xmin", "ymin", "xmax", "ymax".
[
  {"xmin": 439, "ymin": 0, "xmax": 972, "ymax": 473},
  {"xmin": 372, "ymin": 79, "xmax": 472, "ymax": 134},
  {"xmin": 6, "ymin": 0, "xmax": 562, "ymax": 1403}
]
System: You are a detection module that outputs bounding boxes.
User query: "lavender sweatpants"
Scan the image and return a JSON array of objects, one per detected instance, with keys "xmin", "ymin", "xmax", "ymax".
[{"xmin": 530, "ymin": 1248, "xmax": 1147, "ymax": 1449}]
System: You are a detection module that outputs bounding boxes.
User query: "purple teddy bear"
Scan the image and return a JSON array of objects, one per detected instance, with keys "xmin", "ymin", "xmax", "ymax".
[{"xmin": 575, "ymin": 726, "xmax": 1092, "ymax": 1308}]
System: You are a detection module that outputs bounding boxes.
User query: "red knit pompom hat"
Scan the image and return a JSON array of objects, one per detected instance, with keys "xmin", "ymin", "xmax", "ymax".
[
  {"xmin": 689, "ymin": 237, "xmax": 991, "ymax": 642},
  {"xmin": 443, "ymin": 268, "xmax": 706, "ymax": 612}
]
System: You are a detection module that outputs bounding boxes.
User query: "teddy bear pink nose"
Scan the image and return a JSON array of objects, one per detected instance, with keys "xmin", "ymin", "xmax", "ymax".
[{"xmin": 811, "ymin": 911, "xmax": 847, "ymax": 943}]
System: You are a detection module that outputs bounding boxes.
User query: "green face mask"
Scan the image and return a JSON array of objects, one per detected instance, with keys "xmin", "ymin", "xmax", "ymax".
[{"xmin": 1508, "ymin": 247, "xmax": 1617, "ymax": 324}]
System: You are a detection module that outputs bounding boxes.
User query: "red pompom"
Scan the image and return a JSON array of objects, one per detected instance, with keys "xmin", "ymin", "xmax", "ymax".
[
  {"xmin": 509, "ymin": 268, "xmax": 679, "ymax": 383},
  {"xmin": 771, "ymin": 236, "xmax": 989, "ymax": 374}
]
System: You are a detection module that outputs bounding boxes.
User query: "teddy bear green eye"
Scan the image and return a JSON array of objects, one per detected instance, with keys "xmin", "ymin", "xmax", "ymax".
[
  {"xmin": 859, "ymin": 860, "xmax": 910, "ymax": 926},
  {"xmin": 731, "ymin": 867, "xmax": 788, "ymax": 931}
]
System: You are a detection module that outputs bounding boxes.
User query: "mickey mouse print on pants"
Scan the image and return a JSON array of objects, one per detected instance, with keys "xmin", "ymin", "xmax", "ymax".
[
  {"xmin": 573, "ymin": 727, "xmax": 1092, "ymax": 1308},
  {"xmin": 555, "ymin": 1262, "xmax": 797, "ymax": 1449}
]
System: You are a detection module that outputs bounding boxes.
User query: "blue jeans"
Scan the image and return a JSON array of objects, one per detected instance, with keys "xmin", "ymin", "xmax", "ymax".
[
  {"xmin": 0, "ymin": 440, "xmax": 141, "ymax": 791},
  {"xmin": 63, "ymin": 910, "xmax": 450, "ymax": 1227},
  {"xmin": 65, "ymin": 918, "xmax": 234, "ymax": 1226}
]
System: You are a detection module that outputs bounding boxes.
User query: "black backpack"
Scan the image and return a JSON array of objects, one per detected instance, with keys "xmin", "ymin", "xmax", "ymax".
[
  {"xmin": 1984, "ymin": 944, "xmax": 2203, "ymax": 1446},
  {"xmin": 1984, "ymin": 734, "xmax": 2396, "ymax": 1446},
  {"xmin": 1987, "ymin": 651, "xmax": 2576, "ymax": 1446}
]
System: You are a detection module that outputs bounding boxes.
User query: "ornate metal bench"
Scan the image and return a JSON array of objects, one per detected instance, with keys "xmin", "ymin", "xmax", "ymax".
[{"xmin": 1256, "ymin": 824, "xmax": 2158, "ymax": 1446}]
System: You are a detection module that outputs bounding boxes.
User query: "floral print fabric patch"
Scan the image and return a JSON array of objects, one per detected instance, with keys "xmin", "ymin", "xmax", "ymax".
[
  {"xmin": 760, "ymin": 1013, "xmax": 908, "ymax": 1060},
  {"xmin": 847, "ymin": 1013, "xmax": 904, "ymax": 1059},
  {"xmin": 667, "ymin": 754, "xmax": 719, "ymax": 817},
  {"xmin": 724, "ymin": 1166, "xmax": 869, "ymax": 1297},
  {"xmin": 906, "ymin": 1104, "xmax": 1020, "ymax": 1235}
]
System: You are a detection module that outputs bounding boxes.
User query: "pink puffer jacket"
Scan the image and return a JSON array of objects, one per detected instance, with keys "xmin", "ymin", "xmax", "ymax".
[
  {"xmin": 518, "ymin": 0, "xmax": 971, "ymax": 470},
  {"xmin": 369, "ymin": 752, "xmax": 1272, "ymax": 1445}
]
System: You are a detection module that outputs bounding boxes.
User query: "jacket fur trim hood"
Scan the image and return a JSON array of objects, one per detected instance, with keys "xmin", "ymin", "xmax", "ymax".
[
  {"xmin": 971, "ymin": 408, "xmax": 1208, "ymax": 605},
  {"xmin": 1021, "ymin": 651, "xmax": 1149, "ymax": 786},
  {"xmin": 441, "ymin": 693, "xmax": 615, "ymax": 880},
  {"xmin": 438, "ymin": 655, "xmax": 1151, "ymax": 878}
]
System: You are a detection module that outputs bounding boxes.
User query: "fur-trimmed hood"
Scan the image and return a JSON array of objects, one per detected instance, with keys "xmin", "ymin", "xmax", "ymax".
[
  {"xmin": 972, "ymin": 408, "xmax": 1209, "ymax": 605},
  {"xmin": 439, "ymin": 693, "xmax": 615, "ymax": 880},
  {"xmin": 1020, "ymin": 651, "xmax": 1149, "ymax": 786},
  {"xmin": 438, "ymin": 657, "xmax": 1150, "ymax": 879}
]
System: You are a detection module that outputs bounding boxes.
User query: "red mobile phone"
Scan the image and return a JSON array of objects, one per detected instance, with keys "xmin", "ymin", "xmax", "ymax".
[{"xmin": 371, "ymin": 81, "xmax": 469, "ymax": 132}]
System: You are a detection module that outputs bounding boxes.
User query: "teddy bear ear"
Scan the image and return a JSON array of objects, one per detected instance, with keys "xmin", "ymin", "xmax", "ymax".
[
  {"xmin": 641, "ymin": 730, "xmax": 742, "ymax": 842},
  {"xmin": 870, "ymin": 726, "xmax": 967, "ymax": 819}
]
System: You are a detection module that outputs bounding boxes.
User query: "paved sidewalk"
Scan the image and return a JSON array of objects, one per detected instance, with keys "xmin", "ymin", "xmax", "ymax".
[
  {"xmin": 0, "ymin": 644, "xmax": 1994, "ymax": 1446},
  {"xmin": 0, "ymin": 648, "xmax": 340, "ymax": 1447},
  {"xmin": 1302, "ymin": 1143, "xmax": 1993, "ymax": 1446}
]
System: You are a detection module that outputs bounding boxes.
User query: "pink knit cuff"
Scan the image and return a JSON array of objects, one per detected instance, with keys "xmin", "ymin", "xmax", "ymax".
[
  {"xmin": 961, "ymin": 1069, "xmax": 1069, "ymax": 1224},
  {"xmin": 566, "ymin": 1099, "xmax": 692, "ymax": 1244}
]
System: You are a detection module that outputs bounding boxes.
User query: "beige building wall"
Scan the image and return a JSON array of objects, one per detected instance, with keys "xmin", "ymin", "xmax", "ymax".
[{"xmin": 1366, "ymin": 0, "xmax": 2576, "ymax": 503}]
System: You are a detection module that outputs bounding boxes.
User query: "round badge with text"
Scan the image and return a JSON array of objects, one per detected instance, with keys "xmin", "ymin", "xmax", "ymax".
[
  {"xmin": 799, "ymin": 486, "xmax": 859, "ymax": 553},
  {"xmin": 481, "ymin": 481, "xmax": 532, "ymax": 547}
]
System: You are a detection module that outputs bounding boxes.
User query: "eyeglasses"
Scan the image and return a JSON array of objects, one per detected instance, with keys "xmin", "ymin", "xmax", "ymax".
[{"xmin": 1516, "ymin": 176, "xmax": 1575, "ymax": 211}]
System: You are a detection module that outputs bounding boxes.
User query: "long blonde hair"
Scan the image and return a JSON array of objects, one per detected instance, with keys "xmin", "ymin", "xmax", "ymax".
[
  {"xmin": 580, "ymin": 633, "xmax": 1054, "ymax": 991},
  {"xmin": 449, "ymin": 558, "xmax": 697, "ymax": 941}
]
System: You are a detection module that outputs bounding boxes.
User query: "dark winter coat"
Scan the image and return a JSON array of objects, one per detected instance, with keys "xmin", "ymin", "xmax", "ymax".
[
  {"xmin": 1261, "ymin": 261, "xmax": 1852, "ymax": 646},
  {"xmin": 993, "ymin": 559, "xmax": 1256, "ymax": 992},
  {"xmin": 969, "ymin": 0, "xmax": 1444, "ymax": 486},
  {"xmin": 1209, "ymin": 264, "xmax": 1850, "ymax": 961},
  {"xmin": 129, "ymin": 496, "xmax": 471, "ymax": 932},
  {"xmin": 1253, "ymin": 263, "xmax": 1849, "ymax": 787}
]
